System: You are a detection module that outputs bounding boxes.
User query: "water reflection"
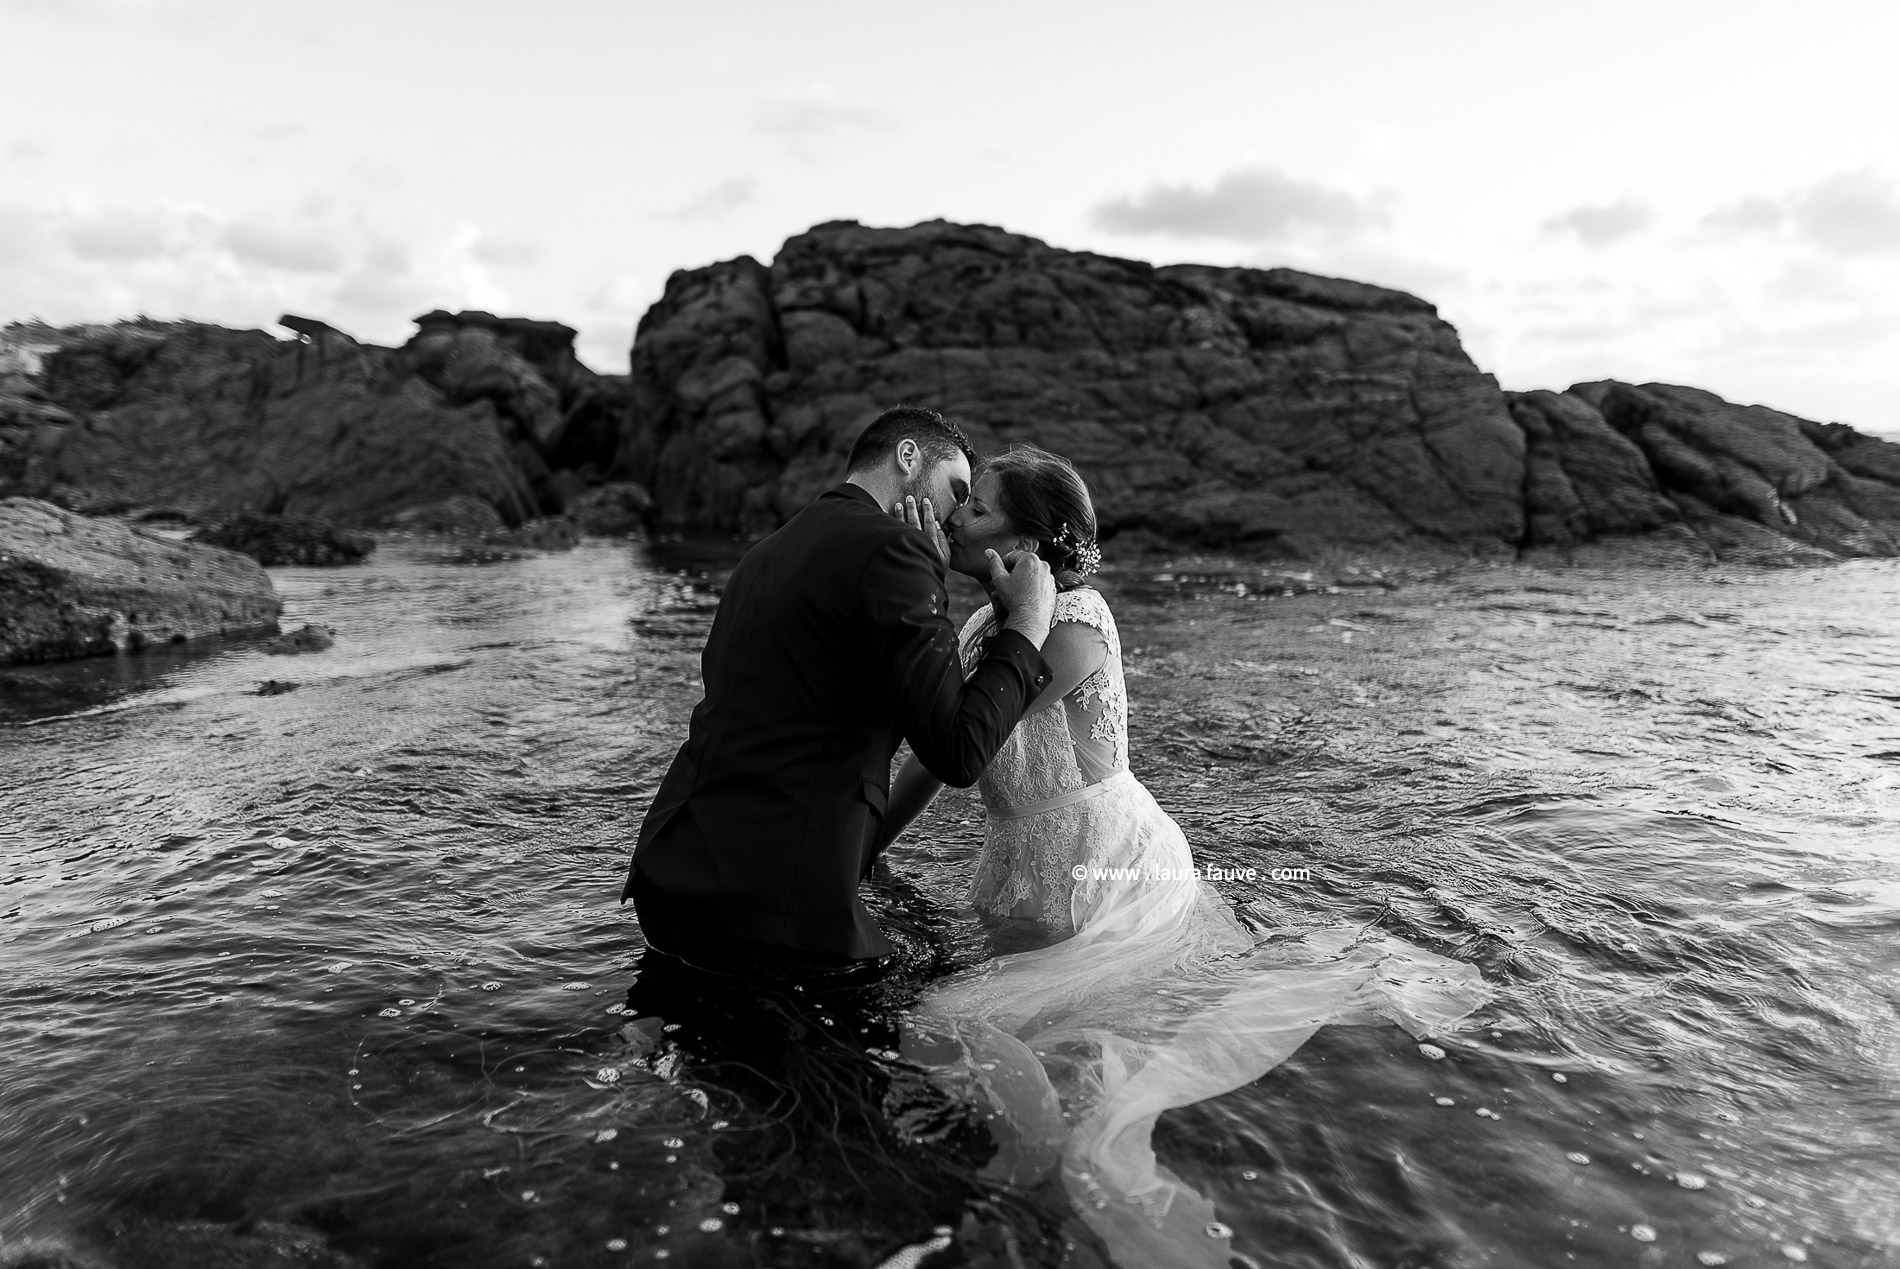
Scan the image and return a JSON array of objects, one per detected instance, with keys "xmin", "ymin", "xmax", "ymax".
[{"xmin": 0, "ymin": 541, "xmax": 1896, "ymax": 1265}]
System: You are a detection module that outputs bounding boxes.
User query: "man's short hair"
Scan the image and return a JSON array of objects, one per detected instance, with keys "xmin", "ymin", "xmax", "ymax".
[{"xmin": 845, "ymin": 405, "xmax": 975, "ymax": 474}]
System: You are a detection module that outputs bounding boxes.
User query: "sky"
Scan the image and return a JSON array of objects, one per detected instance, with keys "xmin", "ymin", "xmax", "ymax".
[{"xmin": 3, "ymin": 0, "xmax": 1898, "ymax": 436}]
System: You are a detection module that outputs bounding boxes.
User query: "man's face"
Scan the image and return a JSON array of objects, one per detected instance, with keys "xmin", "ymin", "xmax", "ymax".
[{"xmin": 900, "ymin": 448, "xmax": 971, "ymax": 526}]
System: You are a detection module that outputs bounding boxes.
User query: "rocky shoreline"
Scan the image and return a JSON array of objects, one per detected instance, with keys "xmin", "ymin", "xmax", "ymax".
[{"xmin": 5, "ymin": 217, "xmax": 1900, "ymax": 667}]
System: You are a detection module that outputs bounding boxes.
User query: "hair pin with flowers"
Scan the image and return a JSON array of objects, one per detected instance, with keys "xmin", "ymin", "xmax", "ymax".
[{"xmin": 1051, "ymin": 522, "xmax": 1102, "ymax": 577}]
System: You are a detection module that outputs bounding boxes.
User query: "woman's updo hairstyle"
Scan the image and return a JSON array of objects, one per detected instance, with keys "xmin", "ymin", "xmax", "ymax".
[{"xmin": 982, "ymin": 444, "xmax": 1101, "ymax": 587}]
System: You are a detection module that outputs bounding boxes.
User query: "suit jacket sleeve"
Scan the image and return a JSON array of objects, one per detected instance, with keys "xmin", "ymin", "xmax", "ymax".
[{"xmin": 864, "ymin": 531, "xmax": 1051, "ymax": 788}]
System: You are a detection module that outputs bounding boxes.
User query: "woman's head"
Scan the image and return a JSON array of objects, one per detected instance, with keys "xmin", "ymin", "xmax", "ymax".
[{"xmin": 946, "ymin": 444, "xmax": 1099, "ymax": 584}]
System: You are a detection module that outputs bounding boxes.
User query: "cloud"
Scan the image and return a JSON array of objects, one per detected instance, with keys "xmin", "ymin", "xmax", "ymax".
[
  {"xmin": 470, "ymin": 233, "xmax": 539, "ymax": 267},
  {"xmin": 672, "ymin": 177, "xmax": 756, "ymax": 222},
  {"xmin": 1791, "ymin": 171, "xmax": 1900, "ymax": 256},
  {"xmin": 0, "ymin": 198, "xmax": 520, "ymax": 344},
  {"xmin": 219, "ymin": 219, "xmax": 343, "ymax": 273},
  {"xmin": 1541, "ymin": 200, "xmax": 1655, "ymax": 246},
  {"xmin": 754, "ymin": 84, "xmax": 888, "ymax": 142},
  {"xmin": 1090, "ymin": 166, "xmax": 1387, "ymax": 242},
  {"xmin": 585, "ymin": 272, "xmax": 649, "ymax": 315},
  {"xmin": 1698, "ymin": 171, "xmax": 1900, "ymax": 257},
  {"xmin": 65, "ymin": 207, "xmax": 174, "ymax": 260},
  {"xmin": 1703, "ymin": 196, "xmax": 1785, "ymax": 232}
]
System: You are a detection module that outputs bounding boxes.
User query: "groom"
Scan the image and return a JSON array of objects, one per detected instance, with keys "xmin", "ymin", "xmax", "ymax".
[{"xmin": 623, "ymin": 405, "xmax": 1058, "ymax": 980}]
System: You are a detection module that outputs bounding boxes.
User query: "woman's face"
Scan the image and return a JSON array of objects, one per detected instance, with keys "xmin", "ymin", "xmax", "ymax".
[{"xmin": 946, "ymin": 470, "xmax": 1034, "ymax": 579}]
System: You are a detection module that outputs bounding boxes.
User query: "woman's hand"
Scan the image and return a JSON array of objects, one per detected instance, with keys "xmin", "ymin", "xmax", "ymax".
[{"xmin": 892, "ymin": 494, "xmax": 950, "ymax": 564}]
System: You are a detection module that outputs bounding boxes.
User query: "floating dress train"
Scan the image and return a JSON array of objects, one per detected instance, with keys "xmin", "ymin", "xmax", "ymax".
[{"xmin": 902, "ymin": 589, "xmax": 1491, "ymax": 1268}]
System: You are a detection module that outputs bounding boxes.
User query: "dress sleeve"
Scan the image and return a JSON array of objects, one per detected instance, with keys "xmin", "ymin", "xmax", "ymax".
[
  {"xmin": 1024, "ymin": 618, "xmax": 1109, "ymax": 715},
  {"xmin": 863, "ymin": 532, "xmax": 1052, "ymax": 787}
]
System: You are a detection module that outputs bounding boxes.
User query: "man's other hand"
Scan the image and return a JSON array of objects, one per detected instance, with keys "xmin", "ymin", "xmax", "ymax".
[
  {"xmin": 892, "ymin": 495, "xmax": 949, "ymax": 564},
  {"xmin": 987, "ymin": 549, "xmax": 1056, "ymax": 647}
]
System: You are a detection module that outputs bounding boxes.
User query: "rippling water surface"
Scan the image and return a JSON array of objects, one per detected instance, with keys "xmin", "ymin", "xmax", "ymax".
[{"xmin": 2, "ymin": 537, "xmax": 1896, "ymax": 1268}]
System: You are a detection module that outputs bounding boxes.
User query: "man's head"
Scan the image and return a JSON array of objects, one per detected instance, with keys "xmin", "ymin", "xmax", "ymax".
[{"xmin": 844, "ymin": 405, "xmax": 975, "ymax": 523}]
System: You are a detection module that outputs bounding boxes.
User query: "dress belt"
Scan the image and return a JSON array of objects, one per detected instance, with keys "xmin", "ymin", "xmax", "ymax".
[{"xmin": 986, "ymin": 770, "xmax": 1133, "ymax": 822}]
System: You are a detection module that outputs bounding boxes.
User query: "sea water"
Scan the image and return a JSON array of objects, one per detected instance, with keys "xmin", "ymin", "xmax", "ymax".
[{"xmin": 1, "ymin": 536, "xmax": 1895, "ymax": 1267}]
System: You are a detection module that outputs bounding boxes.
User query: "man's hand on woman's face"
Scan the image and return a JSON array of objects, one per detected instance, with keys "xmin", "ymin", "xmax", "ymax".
[{"xmin": 892, "ymin": 495, "xmax": 950, "ymax": 563}]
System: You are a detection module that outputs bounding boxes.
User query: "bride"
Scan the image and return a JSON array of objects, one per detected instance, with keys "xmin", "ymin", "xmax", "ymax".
[{"xmin": 876, "ymin": 444, "xmax": 1491, "ymax": 1268}]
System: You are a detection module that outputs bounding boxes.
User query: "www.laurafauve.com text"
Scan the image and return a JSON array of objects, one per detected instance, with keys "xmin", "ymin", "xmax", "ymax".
[{"xmin": 1069, "ymin": 865, "xmax": 1311, "ymax": 883}]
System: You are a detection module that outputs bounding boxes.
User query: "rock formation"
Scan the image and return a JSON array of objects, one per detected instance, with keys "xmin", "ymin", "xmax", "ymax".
[
  {"xmin": 191, "ymin": 513, "xmax": 375, "ymax": 566},
  {"xmin": 616, "ymin": 220, "xmax": 1527, "ymax": 552},
  {"xmin": 0, "ymin": 311, "xmax": 632, "ymax": 530},
  {"xmin": 613, "ymin": 219, "xmax": 1900, "ymax": 562},
  {"xmin": 0, "ymin": 497, "xmax": 282, "ymax": 664}
]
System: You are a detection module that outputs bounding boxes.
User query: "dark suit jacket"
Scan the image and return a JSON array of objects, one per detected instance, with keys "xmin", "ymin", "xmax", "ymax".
[{"xmin": 624, "ymin": 482, "xmax": 1051, "ymax": 961}]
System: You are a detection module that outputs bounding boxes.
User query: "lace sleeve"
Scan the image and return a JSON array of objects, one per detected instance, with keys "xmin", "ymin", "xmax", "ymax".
[{"xmin": 1025, "ymin": 619, "xmax": 1109, "ymax": 715}]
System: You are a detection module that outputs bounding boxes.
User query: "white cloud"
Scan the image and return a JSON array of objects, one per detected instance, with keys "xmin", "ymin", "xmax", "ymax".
[
  {"xmin": 1792, "ymin": 171, "xmax": 1900, "ymax": 257},
  {"xmin": 1090, "ymin": 166, "xmax": 1387, "ymax": 242},
  {"xmin": 1702, "ymin": 196, "xmax": 1785, "ymax": 232},
  {"xmin": 219, "ymin": 218, "xmax": 342, "ymax": 273},
  {"xmin": 672, "ymin": 178, "xmax": 756, "ymax": 222},
  {"xmin": 470, "ymin": 233, "xmax": 539, "ymax": 268},
  {"xmin": 754, "ymin": 83, "xmax": 889, "ymax": 144},
  {"xmin": 585, "ymin": 271, "xmax": 649, "ymax": 315},
  {"xmin": 1541, "ymin": 200, "xmax": 1654, "ymax": 246}
]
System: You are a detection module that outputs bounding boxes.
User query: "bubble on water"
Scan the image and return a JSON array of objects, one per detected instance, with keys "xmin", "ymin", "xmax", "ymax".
[
  {"xmin": 481, "ymin": 982, "xmax": 501, "ymax": 991},
  {"xmin": 563, "ymin": 982, "xmax": 590, "ymax": 991},
  {"xmin": 1476, "ymin": 1107, "xmax": 1499, "ymax": 1119},
  {"xmin": 379, "ymin": 1008, "xmax": 401, "ymax": 1017},
  {"xmin": 1780, "ymin": 1247, "xmax": 1807, "ymax": 1263},
  {"xmin": 260, "ymin": 889, "xmax": 284, "ymax": 898},
  {"xmin": 327, "ymin": 961, "xmax": 354, "ymax": 973},
  {"xmin": 698, "ymin": 1218, "xmax": 723, "ymax": 1233},
  {"xmin": 1566, "ymin": 1152, "xmax": 1590, "ymax": 1165},
  {"xmin": 1205, "ymin": 1222, "xmax": 1231, "ymax": 1239},
  {"xmin": 654, "ymin": 1254, "xmax": 669, "ymax": 1262},
  {"xmin": 606, "ymin": 1239, "xmax": 626, "ymax": 1252},
  {"xmin": 684, "ymin": 1090, "xmax": 709, "ymax": 1110},
  {"xmin": 1745, "ymin": 1196, "xmax": 1766, "ymax": 1208},
  {"xmin": 1551, "ymin": 1072, "xmax": 1568, "ymax": 1083},
  {"xmin": 1697, "ymin": 1255, "xmax": 1729, "ymax": 1266},
  {"xmin": 347, "ymin": 1068, "xmax": 359, "ymax": 1075},
  {"xmin": 721, "ymin": 1202, "xmax": 739, "ymax": 1215},
  {"xmin": 521, "ymin": 1190, "xmax": 537, "ymax": 1202},
  {"xmin": 1417, "ymin": 1044, "xmax": 1446, "ymax": 1060},
  {"xmin": 655, "ymin": 1225, "xmax": 669, "ymax": 1235},
  {"xmin": 606, "ymin": 1003, "xmax": 625, "ymax": 1014},
  {"xmin": 711, "ymin": 1119, "xmax": 728, "ymax": 1130},
  {"xmin": 1675, "ymin": 1172, "xmax": 1708, "ymax": 1190},
  {"xmin": 663, "ymin": 1137, "xmax": 684, "ymax": 1148},
  {"xmin": 1240, "ymin": 1170, "xmax": 1258, "ymax": 1180},
  {"xmin": 663, "ymin": 1023, "xmax": 681, "ymax": 1033},
  {"xmin": 1434, "ymin": 1097, "xmax": 1455, "ymax": 1106},
  {"xmin": 398, "ymin": 999, "xmax": 416, "ymax": 1006},
  {"xmin": 770, "ymin": 1228, "xmax": 784, "ymax": 1236},
  {"xmin": 594, "ymin": 1128, "xmax": 618, "ymax": 1142},
  {"xmin": 1630, "ymin": 1225, "xmax": 1657, "ymax": 1243}
]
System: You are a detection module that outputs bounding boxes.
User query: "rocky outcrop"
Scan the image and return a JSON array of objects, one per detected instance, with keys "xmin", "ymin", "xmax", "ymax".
[
  {"xmin": 616, "ymin": 220, "xmax": 1527, "ymax": 553},
  {"xmin": 1, "ymin": 312, "xmax": 635, "ymax": 530},
  {"xmin": 0, "ymin": 497, "xmax": 281, "ymax": 664},
  {"xmin": 190, "ymin": 513, "xmax": 374, "ymax": 566},
  {"xmin": 612, "ymin": 219, "xmax": 1900, "ymax": 563}
]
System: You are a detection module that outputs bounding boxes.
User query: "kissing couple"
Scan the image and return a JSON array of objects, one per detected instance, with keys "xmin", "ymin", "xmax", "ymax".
[{"xmin": 621, "ymin": 405, "xmax": 1488, "ymax": 1265}]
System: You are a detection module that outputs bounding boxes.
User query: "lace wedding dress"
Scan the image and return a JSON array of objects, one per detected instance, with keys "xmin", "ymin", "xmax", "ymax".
[{"xmin": 903, "ymin": 588, "xmax": 1492, "ymax": 1268}]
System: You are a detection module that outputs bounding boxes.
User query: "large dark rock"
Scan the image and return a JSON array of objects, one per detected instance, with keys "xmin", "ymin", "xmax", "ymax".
[
  {"xmin": 190, "ymin": 512, "xmax": 374, "ymax": 566},
  {"xmin": 0, "ymin": 497, "xmax": 282, "ymax": 664},
  {"xmin": 1569, "ymin": 380, "xmax": 1900, "ymax": 559},
  {"xmin": 12, "ymin": 311, "xmax": 631, "ymax": 531},
  {"xmin": 611, "ymin": 219, "xmax": 1900, "ymax": 563},
  {"xmin": 614, "ymin": 220, "xmax": 1528, "ymax": 553}
]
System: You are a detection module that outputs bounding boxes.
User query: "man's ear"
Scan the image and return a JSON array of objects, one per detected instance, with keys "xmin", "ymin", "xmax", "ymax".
[{"xmin": 894, "ymin": 438, "xmax": 919, "ymax": 475}]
